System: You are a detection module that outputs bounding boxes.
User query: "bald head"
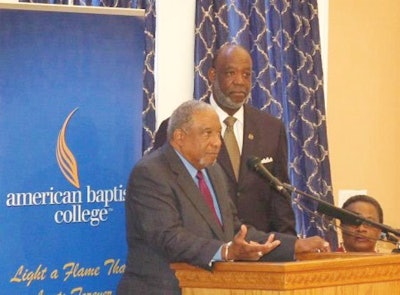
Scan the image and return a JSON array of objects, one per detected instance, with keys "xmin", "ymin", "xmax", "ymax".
[{"xmin": 212, "ymin": 44, "xmax": 252, "ymax": 68}]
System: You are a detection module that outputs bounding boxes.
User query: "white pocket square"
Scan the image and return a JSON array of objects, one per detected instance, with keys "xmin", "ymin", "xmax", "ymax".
[{"xmin": 261, "ymin": 157, "xmax": 273, "ymax": 164}]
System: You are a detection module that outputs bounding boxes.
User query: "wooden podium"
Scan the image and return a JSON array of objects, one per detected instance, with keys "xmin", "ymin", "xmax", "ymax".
[{"xmin": 171, "ymin": 253, "xmax": 400, "ymax": 294}]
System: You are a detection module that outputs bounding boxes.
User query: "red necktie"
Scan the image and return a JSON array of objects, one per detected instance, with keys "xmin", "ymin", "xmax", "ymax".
[{"xmin": 196, "ymin": 170, "xmax": 221, "ymax": 226}]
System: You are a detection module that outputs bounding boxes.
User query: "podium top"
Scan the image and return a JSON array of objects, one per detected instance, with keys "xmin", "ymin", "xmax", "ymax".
[{"xmin": 171, "ymin": 253, "xmax": 400, "ymax": 291}]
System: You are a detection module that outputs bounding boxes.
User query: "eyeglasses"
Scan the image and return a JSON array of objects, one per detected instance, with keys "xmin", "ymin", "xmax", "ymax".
[{"xmin": 341, "ymin": 219, "xmax": 380, "ymax": 229}]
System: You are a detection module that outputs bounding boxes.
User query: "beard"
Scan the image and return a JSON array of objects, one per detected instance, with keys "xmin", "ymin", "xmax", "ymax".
[
  {"xmin": 213, "ymin": 79, "xmax": 249, "ymax": 110},
  {"xmin": 199, "ymin": 154, "xmax": 218, "ymax": 169}
]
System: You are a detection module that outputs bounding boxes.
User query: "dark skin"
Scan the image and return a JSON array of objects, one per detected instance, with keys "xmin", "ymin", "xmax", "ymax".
[
  {"xmin": 170, "ymin": 108, "xmax": 281, "ymax": 260},
  {"xmin": 170, "ymin": 107, "xmax": 330, "ymax": 260},
  {"xmin": 341, "ymin": 201, "xmax": 381, "ymax": 252},
  {"xmin": 208, "ymin": 44, "xmax": 252, "ymax": 116},
  {"xmin": 207, "ymin": 45, "xmax": 331, "ymax": 256}
]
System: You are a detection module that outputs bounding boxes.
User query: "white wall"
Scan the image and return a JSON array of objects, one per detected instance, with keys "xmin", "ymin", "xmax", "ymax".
[{"xmin": 155, "ymin": 0, "xmax": 196, "ymax": 127}]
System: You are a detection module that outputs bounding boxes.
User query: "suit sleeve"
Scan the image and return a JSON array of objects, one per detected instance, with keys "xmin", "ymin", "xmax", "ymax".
[{"xmin": 244, "ymin": 225, "xmax": 297, "ymax": 262}]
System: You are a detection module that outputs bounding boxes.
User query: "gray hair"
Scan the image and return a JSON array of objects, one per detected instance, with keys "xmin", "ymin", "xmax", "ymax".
[{"xmin": 167, "ymin": 100, "xmax": 214, "ymax": 141}]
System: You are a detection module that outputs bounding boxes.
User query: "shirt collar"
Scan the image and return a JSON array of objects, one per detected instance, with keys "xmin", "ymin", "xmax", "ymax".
[
  {"xmin": 174, "ymin": 149, "xmax": 200, "ymax": 179},
  {"xmin": 210, "ymin": 94, "xmax": 244, "ymax": 125}
]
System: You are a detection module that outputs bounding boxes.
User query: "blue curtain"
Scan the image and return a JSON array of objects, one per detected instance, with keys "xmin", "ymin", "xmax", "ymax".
[
  {"xmin": 139, "ymin": 1, "xmax": 156, "ymax": 154},
  {"xmin": 22, "ymin": 0, "xmax": 148, "ymax": 8},
  {"xmin": 20, "ymin": 0, "xmax": 157, "ymax": 155},
  {"xmin": 195, "ymin": 0, "xmax": 337, "ymax": 247},
  {"xmin": 20, "ymin": 0, "xmax": 336, "ymax": 246}
]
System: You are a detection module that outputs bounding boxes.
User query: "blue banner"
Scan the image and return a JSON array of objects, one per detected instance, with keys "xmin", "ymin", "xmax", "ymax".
[{"xmin": 0, "ymin": 5, "xmax": 144, "ymax": 294}]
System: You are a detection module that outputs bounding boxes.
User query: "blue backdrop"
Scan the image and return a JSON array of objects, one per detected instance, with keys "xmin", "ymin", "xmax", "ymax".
[{"xmin": 0, "ymin": 5, "xmax": 144, "ymax": 294}]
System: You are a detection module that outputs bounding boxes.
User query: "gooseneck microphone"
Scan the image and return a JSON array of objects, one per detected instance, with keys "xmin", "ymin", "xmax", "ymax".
[
  {"xmin": 247, "ymin": 156, "xmax": 365, "ymax": 226},
  {"xmin": 246, "ymin": 156, "xmax": 291, "ymax": 201},
  {"xmin": 246, "ymin": 155, "xmax": 400, "ymax": 249}
]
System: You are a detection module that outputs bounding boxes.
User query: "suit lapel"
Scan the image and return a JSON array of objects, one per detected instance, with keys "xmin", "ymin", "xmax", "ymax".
[
  {"xmin": 165, "ymin": 146, "xmax": 225, "ymax": 238},
  {"xmin": 241, "ymin": 105, "xmax": 257, "ymax": 171},
  {"xmin": 207, "ymin": 166, "xmax": 235, "ymax": 239},
  {"xmin": 217, "ymin": 144, "xmax": 236, "ymax": 181},
  {"xmin": 219, "ymin": 105, "xmax": 256, "ymax": 182}
]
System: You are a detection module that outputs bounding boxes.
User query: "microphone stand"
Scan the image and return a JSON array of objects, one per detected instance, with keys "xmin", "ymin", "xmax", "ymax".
[
  {"xmin": 246, "ymin": 156, "xmax": 400, "ymax": 251},
  {"xmin": 279, "ymin": 182, "xmax": 400, "ymax": 252}
]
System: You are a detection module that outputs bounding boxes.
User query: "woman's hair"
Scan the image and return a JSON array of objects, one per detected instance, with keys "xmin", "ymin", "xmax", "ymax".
[{"xmin": 342, "ymin": 195, "xmax": 383, "ymax": 223}]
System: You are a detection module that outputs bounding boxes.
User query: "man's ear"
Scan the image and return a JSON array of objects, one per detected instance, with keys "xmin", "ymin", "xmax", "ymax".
[
  {"xmin": 172, "ymin": 129, "xmax": 185, "ymax": 145},
  {"xmin": 208, "ymin": 67, "xmax": 216, "ymax": 82}
]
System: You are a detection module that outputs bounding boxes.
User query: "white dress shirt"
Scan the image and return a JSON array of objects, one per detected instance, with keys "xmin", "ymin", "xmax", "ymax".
[{"xmin": 209, "ymin": 94, "xmax": 244, "ymax": 154}]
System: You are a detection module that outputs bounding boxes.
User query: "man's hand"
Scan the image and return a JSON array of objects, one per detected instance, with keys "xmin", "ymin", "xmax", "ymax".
[
  {"xmin": 224, "ymin": 225, "xmax": 281, "ymax": 261},
  {"xmin": 295, "ymin": 236, "xmax": 331, "ymax": 254}
]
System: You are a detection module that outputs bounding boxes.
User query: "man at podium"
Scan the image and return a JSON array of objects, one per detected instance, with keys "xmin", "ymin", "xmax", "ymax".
[{"xmin": 117, "ymin": 101, "xmax": 330, "ymax": 295}]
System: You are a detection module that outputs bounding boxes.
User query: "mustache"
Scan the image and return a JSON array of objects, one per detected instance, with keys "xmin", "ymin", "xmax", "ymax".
[{"xmin": 230, "ymin": 88, "xmax": 247, "ymax": 93}]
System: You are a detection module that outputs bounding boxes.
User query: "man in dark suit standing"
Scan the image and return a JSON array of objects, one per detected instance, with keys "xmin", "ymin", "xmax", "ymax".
[
  {"xmin": 153, "ymin": 43, "xmax": 296, "ymax": 236},
  {"xmin": 117, "ymin": 100, "xmax": 329, "ymax": 294}
]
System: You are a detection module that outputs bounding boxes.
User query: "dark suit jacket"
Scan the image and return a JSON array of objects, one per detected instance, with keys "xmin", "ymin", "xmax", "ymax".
[
  {"xmin": 152, "ymin": 103, "xmax": 296, "ymax": 235},
  {"xmin": 117, "ymin": 144, "xmax": 297, "ymax": 295}
]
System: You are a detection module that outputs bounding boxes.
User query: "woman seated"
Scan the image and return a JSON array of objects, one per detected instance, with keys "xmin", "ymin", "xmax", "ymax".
[{"xmin": 338, "ymin": 195, "xmax": 383, "ymax": 252}]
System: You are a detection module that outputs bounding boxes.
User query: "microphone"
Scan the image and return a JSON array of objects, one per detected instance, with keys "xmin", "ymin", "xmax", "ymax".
[
  {"xmin": 247, "ymin": 157, "xmax": 400, "ymax": 245},
  {"xmin": 382, "ymin": 232, "xmax": 400, "ymax": 243},
  {"xmin": 247, "ymin": 156, "xmax": 364, "ymax": 227},
  {"xmin": 246, "ymin": 156, "xmax": 291, "ymax": 200},
  {"xmin": 341, "ymin": 227, "xmax": 381, "ymax": 242},
  {"xmin": 317, "ymin": 202, "xmax": 363, "ymax": 227}
]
